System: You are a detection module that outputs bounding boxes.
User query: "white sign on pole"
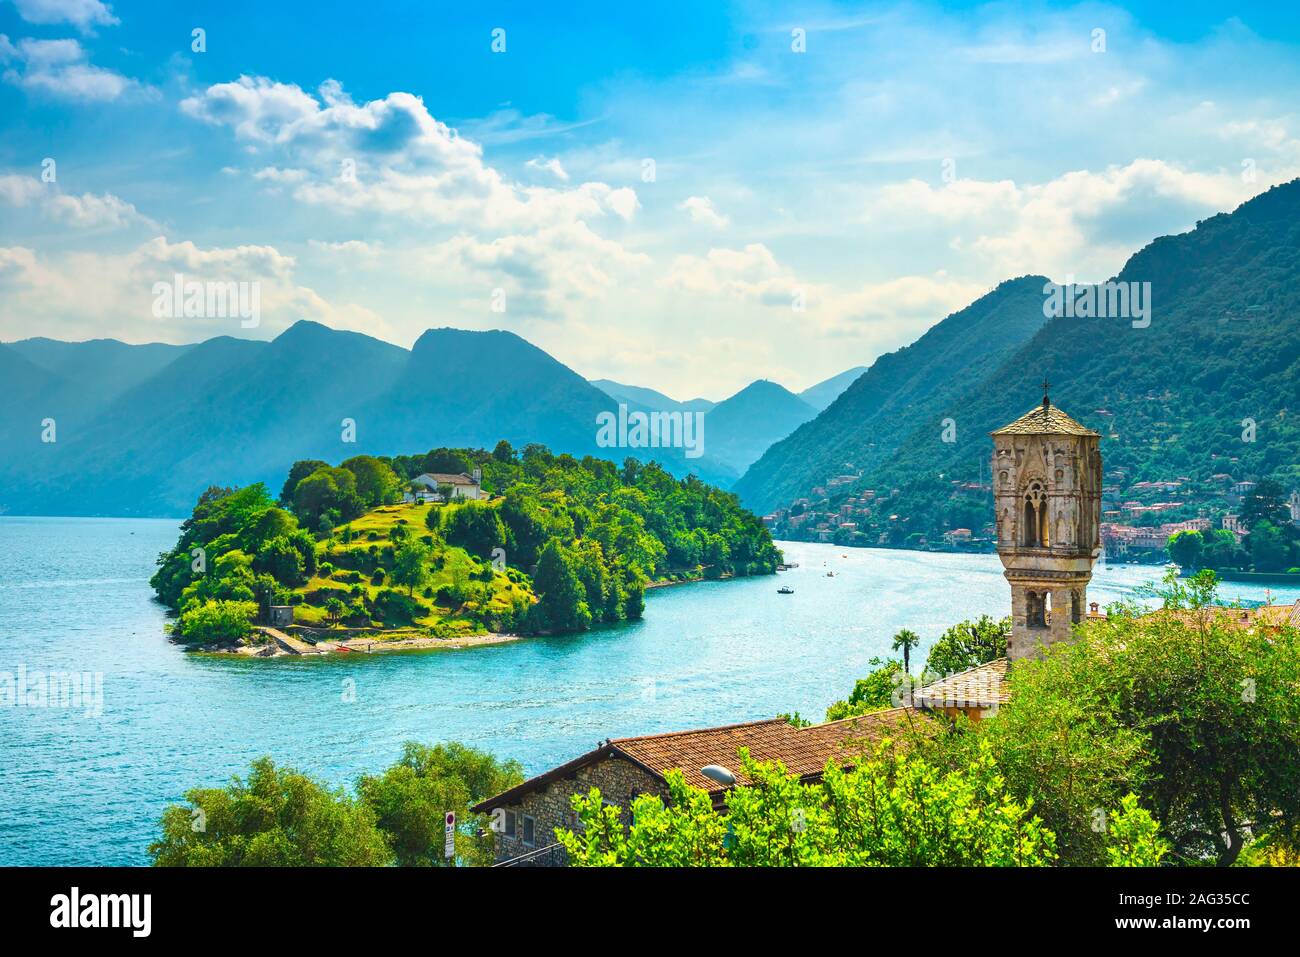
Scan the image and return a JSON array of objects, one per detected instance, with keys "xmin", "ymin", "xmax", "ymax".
[{"xmin": 444, "ymin": 811, "xmax": 456, "ymax": 859}]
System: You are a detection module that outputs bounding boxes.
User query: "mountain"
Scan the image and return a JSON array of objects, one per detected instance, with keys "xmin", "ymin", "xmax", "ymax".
[
  {"xmin": 704, "ymin": 379, "xmax": 818, "ymax": 475},
  {"xmin": 0, "ymin": 322, "xmax": 736, "ymax": 516},
  {"xmin": 798, "ymin": 366, "xmax": 868, "ymax": 411},
  {"xmin": 8, "ymin": 337, "xmax": 194, "ymax": 408},
  {"xmin": 733, "ymin": 276, "xmax": 1052, "ymax": 514},
  {"xmin": 868, "ymin": 179, "xmax": 1300, "ymax": 511},
  {"xmin": 590, "ymin": 379, "xmax": 715, "ymax": 413},
  {"xmin": 756, "ymin": 179, "xmax": 1300, "ymax": 546},
  {"xmin": 593, "ymin": 377, "xmax": 819, "ymax": 475}
]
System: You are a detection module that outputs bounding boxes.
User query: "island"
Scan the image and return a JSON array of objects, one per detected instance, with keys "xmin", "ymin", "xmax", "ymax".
[{"xmin": 150, "ymin": 441, "xmax": 781, "ymax": 656}]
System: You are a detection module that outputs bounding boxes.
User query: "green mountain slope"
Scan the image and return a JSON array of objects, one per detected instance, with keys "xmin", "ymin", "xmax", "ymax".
[
  {"xmin": 816, "ymin": 179, "xmax": 1300, "ymax": 544},
  {"xmin": 732, "ymin": 276, "xmax": 1052, "ymax": 514}
]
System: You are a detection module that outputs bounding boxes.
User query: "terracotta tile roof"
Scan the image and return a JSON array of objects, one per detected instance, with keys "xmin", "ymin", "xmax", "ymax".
[
  {"xmin": 991, "ymin": 402, "xmax": 1098, "ymax": 437},
  {"xmin": 472, "ymin": 708, "xmax": 919, "ymax": 812},
  {"xmin": 616, "ymin": 708, "xmax": 916, "ymax": 796},
  {"xmin": 914, "ymin": 658, "xmax": 1010, "ymax": 710}
]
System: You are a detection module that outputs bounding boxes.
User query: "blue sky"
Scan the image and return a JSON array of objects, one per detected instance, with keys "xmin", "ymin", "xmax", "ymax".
[{"xmin": 2, "ymin": 0, "xmax": 1299, "ymax": 397}]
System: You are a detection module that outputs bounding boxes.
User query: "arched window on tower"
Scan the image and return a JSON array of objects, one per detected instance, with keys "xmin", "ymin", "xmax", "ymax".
[{"xmin": 1022, "ymin": 483, "xmax": 1048, "ymax": 547}]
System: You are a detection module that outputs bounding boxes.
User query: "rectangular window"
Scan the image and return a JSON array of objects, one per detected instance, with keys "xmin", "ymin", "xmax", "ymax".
[
  {"xmin": 522, "ymin": 815, "xmax": 536, "ymax": 846},
  {"xmin": 503, "ymin": 810, "xmax": 516, "ymax": 838}
]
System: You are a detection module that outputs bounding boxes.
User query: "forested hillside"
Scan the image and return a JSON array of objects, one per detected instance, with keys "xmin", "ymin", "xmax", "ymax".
[{"xmin": 765, "ymin": 179, "xmax": 1300, "ymax": 551}]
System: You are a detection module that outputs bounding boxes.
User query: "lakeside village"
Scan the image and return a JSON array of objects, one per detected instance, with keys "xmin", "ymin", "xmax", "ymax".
[{"xmin": 763, "ymin": 462, "xmax": 1300, "ymax": 572}]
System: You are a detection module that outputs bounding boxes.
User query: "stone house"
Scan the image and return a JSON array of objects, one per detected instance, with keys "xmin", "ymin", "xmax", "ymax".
[{"xmin": 473, "ymin": 709, "xmax": 917, "ymax": 865}]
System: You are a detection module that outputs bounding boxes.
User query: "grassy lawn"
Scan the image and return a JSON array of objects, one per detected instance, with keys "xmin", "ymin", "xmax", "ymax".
[{"xmin": 287, "ymin": 500, "xmax": 533, "ymax": 635}]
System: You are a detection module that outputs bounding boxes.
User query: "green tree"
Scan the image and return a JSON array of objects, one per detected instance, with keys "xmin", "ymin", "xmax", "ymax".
[
  {"xmin": 559, "ymin": 742, "xmax": 1064, "ymax": 867},
  {"xmin": 1105, "ymin": 794, "xmax": 1171, "ymax": 867},
  {"xmin": 150, "ymin": 757, "xmax": 391, "ymax": 866},
  {"xmin": 175, "ymin": 599, "xmax": 258, "ymax": 646},
  {"xmin": 891, "ymin": 628, "xmax": 921, "ymax": 674},
  {"xmin": 1239, "ymin": 478, "xmax": 1291, "ymax": 531},
  {"xmin": 441, "ymin": 500, "xmax": 507, "ymax": 559},
  {"xmin": 324, "ymin": 596, "xmax": 346, "ymax": 627},
  {"xmin": 293, "ymin": 467, "xmax": 363, "ymax": 528},
  {"xmin": 357, "ymin": 742, "xmax": 524, "ymax": 867},
  {"xmin": 1007, "ymin": 577, "xmax": 1300, "ymax": 866},
  {"xmin": 251, "ymin": 534, "xmax": 306, "ymax": 587},
  {"xmin": 279, "ymin": 460, "xmax": 328, "ymax": 505},
  {"xmin": 1249, "ymin": 520, "xmax": 1290, "ymax": 572},
  {"xmin": 341, "ymin": 455, "xmax": 402, "ymax": 507},
  {"xmin": 1166, "ymin": 528, "xmax": 1204, "ymax": 571},
  {"xmin": 923, "ymin": 615, "xmax": 1009, "ymax": 677},
  {"xmin": 824, "ymin": 657, "xmax": 907, "ymax": 720},
  {"xmin": 531, "ymin": 540, "xmax": 592, "ymax": 633},
  {"xmin": 391, "ymin": 541, "xmax": 432, "ymax": 597}
]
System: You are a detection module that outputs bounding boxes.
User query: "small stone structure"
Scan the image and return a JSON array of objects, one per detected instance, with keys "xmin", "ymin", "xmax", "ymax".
[{"xmin": 266, "ymin": 605, "xmax": 294, "ymax": 628}]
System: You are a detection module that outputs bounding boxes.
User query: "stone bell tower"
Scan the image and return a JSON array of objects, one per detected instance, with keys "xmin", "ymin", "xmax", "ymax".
[{"xmin": 991, "ymin": 385, "xmax": 1102, "ymax": 661}]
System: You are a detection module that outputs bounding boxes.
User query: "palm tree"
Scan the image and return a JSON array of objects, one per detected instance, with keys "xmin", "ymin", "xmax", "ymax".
[{"xmin": 891, "ymin": 628, "xmax": 921, "ymax": 675}]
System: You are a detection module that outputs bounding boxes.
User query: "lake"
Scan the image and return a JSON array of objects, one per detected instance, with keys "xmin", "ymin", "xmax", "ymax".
[{"xmin": 1, "ymin": 515, "xmax": 1296, "ymax": 865}]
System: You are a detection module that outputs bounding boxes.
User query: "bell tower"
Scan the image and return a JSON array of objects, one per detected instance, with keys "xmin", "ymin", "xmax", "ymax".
[{"xmin": 991, "ymin": 384, "xmax": 1102, "ymax": 661}]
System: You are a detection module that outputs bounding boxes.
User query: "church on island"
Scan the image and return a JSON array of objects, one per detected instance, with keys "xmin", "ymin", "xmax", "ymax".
[{"xmin": 473, "ymin": 391, "xmax": 1293, "ymax": 865}]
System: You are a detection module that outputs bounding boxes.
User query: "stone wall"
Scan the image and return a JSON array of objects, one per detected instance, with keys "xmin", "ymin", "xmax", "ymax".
[{"xmin": 491, "ymin": 756, "xmax": 667, "ymax": 864}]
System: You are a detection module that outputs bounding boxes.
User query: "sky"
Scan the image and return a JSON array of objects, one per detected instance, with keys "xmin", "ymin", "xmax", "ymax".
[{"xmin": 2, "ymin": 0, "xmax": 1299, "ymax": 399}]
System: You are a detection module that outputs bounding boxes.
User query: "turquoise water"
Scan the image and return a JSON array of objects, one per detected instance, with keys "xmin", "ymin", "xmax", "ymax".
[{"xmin": 2, "ymin": 515, "xmax": 1297, "ymax": 866}]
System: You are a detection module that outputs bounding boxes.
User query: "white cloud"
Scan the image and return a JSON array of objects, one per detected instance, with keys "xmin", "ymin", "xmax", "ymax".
[
  {"xmin": 0, "ymin": 172, "xmax": 43, "ymax": 206},
  {"xmin": 872, "ymin": 159, "xmax": 1289, "ymax": 281},
  {"xmin": 252, "ymin": 166, "xmax": 308, "ymax": 184},
  {"xmin": 0, "ymin": 172, "xmax": 152, "ymax": 229},
  {"xmin": 181, "ymin": 76, "xmax": 640, "ymax": 230},
  {"xmin": 678, "ymin": 195, "xmax": 729, "ymax": 228},
  {"xmin": 0, "ymin": 236, "xmax": 387, "ymax": 342},
  {"xmin": 664, "ymin": 243, "xmax": 794, "ymax": 304},
  {"xmin": 424, "ymin": 221, "xmax": 650, "ymax": 317},
  {"xmin": 0, "ymin": 34, "xmax": 143, "ymax": 101},
  {"xmin": 525, "ymin": 155, "xmax": 569, "ymax": 181},
  {"xmin": 9, "ymin": 0, "xmax": 118, "ymax": 33},
  {"xmin": 46, "ymin": 189, "xmax": 146, "ymax": 228}
]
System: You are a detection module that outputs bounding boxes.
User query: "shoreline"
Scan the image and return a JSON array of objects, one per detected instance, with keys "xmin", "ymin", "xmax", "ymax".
[
  {"xmin": 199, "ymin": 628, "xmax": 526, "ymax": 659},
  {"xmin": 196, "ymin": 570, "xmax": 765, "ymax": 659}
]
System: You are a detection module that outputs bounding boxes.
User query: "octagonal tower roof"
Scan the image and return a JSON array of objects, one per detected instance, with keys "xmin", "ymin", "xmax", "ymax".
[{"xmin": 991, "ymin": 395, "xmax": 1098, "ymax": 437}]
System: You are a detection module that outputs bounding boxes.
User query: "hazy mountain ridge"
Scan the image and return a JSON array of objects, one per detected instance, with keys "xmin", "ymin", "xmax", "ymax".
[
  {"xmin": 0, "ymin": 323, "xmax": 736, "ymax": 516},
  {"xmin": 799, "ymin": 366, "xmax": 868, "ymax": 411}
]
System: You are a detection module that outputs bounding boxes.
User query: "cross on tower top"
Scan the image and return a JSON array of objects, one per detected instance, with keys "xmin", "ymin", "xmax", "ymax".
[{"xmin": 1041, "ymin": 378, "xmax": 1051, "ymax": 409}]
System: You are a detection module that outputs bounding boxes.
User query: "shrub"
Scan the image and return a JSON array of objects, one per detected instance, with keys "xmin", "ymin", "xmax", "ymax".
[{"xmin": 175, "ymin": 599, "xmax": 258, "ymax": 646}]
